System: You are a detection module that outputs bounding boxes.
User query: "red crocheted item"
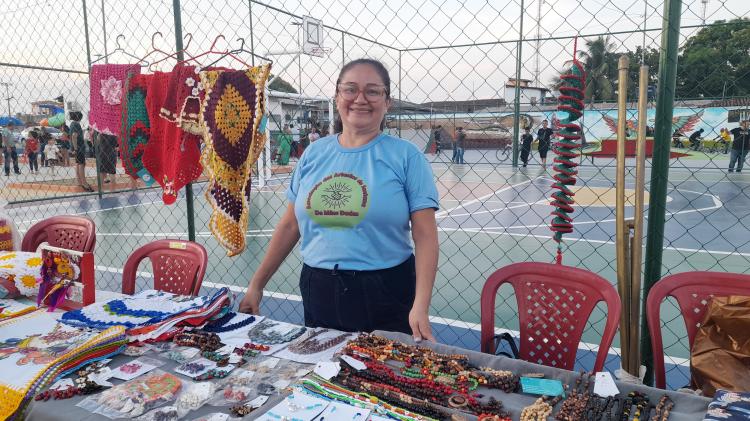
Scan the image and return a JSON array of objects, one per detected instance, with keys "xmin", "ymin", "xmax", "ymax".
[{"xmin": 142, "ymin": 71, "xmax": 172, "ymax": 198}]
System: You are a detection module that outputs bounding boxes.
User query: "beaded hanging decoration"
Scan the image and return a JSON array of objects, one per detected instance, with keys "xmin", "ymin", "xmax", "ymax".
[
  {"xmin": 286, "ymin": 328, "xmax": 351, "ymax": 355},
  {"xmin": 246, "ymin": 319, "xmax": 307, "ymax": 345},
  {"xmin": 549, "ymin": 38, "xmax": 586, "ymax": 264},
  {"xmin": 90, "ymin": 64, "xmax": 139, "ymax": 136},
  {"xmin": 200, "ymin": 64, "xmax": 272, "ymax": 256},
  {"xmin": 120, "ymin": 72, "xmax": 152, "ymax": 181}
]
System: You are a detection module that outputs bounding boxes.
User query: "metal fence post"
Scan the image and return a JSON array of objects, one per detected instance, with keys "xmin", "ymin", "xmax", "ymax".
[
  {"xmin": 248, "ymin": 0, "xmax": 255, "ymax": 67},
  {"xmin": 171, "ymin": 0, "xmax": 196, "ymax": 242},
  {"xmin": 640, "ymin": 0, "xmax": 683, "ymax": 386},
  {"xmin": 511, "ymin": 0, "xmax": 525, "ymax": 167},
  {"xmin": 398, "ymin": 50, "xmax": 402, "ymax": 138},
  {"xmin": 82, "ymin": 0, "xmax": 92, "ymax": 69}
]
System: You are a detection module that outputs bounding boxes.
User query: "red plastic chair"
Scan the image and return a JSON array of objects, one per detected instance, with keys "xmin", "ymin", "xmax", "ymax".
[
  {"xmin": 122, "ymin": 239, "xmax": 208, "ymax": 296},
  {"xmin": 21, "ymin": 215, "xmax": 96, "ymax": 252},
  {"xmin": 646, "ymin": 271, "xmax": 750, "ymax": 389},
  {"xmin": 480, "ymin": 262, "xmax": 621, "ymax": 372}
]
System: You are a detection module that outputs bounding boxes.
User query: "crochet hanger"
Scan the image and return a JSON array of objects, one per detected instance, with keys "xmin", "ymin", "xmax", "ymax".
[
  {"xmin": 203, "ymin": 38, "xmax": 273, "ymax": 68},
  {"xmin": 91, "ymin": 35, "xmax": 149, "ymax": 66},
  {"xmin": 147, "ymin": 32, "xmax": 196, "ymax": 72},
  {"xmin": 177, "ymin": 35, "xmax": 251, "ymax": 68}
]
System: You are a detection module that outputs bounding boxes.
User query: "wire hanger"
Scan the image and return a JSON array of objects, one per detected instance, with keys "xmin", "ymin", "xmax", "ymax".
[
  {"xmin": 91, "ymin": 35, "xmax": 149, "ymax": 66},
  {"xmin": 148, "ymin": 33, "xmax": 196, "ymax": 72},
  {"xmin": 203, "ymin": 37, "xmax": 273, "ymax": 68},
  {"xmin": 177, "ymin": 35, "xmax": 251, "ymax": 69}
]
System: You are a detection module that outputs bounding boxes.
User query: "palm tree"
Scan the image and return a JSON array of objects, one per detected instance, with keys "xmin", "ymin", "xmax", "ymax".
[{"xmin": 577, "ymin": 36, "xmax": 617, "ymax": 104}]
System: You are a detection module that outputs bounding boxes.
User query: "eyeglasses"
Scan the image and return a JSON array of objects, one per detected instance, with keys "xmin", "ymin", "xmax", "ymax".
[{"xmin": 337, "ymin": 83, "xmax": 387, "ymax": 101}]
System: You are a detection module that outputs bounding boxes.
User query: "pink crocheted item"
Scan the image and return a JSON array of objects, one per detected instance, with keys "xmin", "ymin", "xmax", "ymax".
[{"xmin": 89, "ymin": 64, "xmax": 140, "ymax": 136}]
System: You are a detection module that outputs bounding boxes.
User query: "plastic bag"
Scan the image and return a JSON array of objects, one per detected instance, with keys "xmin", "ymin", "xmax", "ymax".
[
  {"xmin": 691, "ymin": 295, "xmax": 750, "ymax": 395},
  {"xmin": 0, "ymin": 203, "xmax": 21, "ymax": 252},
  {"xmin": 77, "ymin": 369, "xmax": 183, "ymax": 419},
  {"xmin": 173, "ymin": 380, "xmax": 218, "ymax": 417},
  {"xmin": 189, "ymin": 413, "xmax": 242, "ymax": 421}
]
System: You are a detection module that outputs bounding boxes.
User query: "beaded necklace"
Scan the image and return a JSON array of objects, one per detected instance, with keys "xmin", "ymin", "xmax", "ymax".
[
  {"xmin": 300, "ymin": 377, "xmax": 436, "ymax": 421},
  {"xmin": 555, "ymin": 372, "xmax": 593, "ymax": 421},
  {"xmin": 201, "ymin": 312, "xmax": 256, "ymax": 333},
  {"xmin": 246, "ymin": 319, "xmax": 307, "ymax": 345},
  {"xmin": 649, "ymin": 395, "xmax": 673, "ymax": 421},
  {"xmin": 287, "ymin": 329, "xmax": 351, "ymax": 355},
  {"xmin": 520, "ymin": 395, "xmax": 563, "ymax": 421}
]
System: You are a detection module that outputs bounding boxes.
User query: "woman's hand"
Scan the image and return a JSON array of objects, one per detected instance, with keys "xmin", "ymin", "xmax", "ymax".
[
  {"xmin": 409, "ymin": 304, "xmax": 435, "ymax": 342},
  {"xmin": 239, "ymin": 286, "xmax": 263, "ymax": 315}
]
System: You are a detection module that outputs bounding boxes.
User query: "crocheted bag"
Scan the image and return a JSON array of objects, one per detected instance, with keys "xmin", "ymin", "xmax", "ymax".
[{"xmin": 120, "ymin": 73, "xmax": 152, "ymax": 180}]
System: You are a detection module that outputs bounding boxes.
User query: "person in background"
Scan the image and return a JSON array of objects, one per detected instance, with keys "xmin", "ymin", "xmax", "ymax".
[
  {"xmin": 276, "ymin": 125, "xmax": 293, "ymax": 165},
  {"xmin": 1, "ymin": 122, "xmax": 20, "ymax": 176},
  {"xmin": 45, "ymin": 137, "xmax": 60, "ymax": 175},
  {"xmin": 536, "ymin": 119, "xmax": 554, "ymax": 167},
  {"xmin": 520, "ymin": 126, "xmax": 533, "ymax": 167},
  {"xmin": 240, "ymin": 58, "xmax": 439, "ymax": 342},
  {"xmin": 717, "ymin": 128, "xmax": 732, "ymax": 154},
  {"xmin": 70, "ymin": 111, "xmax": 93, "ymax": 191},
  {"xmin": 39, "ymin": 130, "xmax": 50, "ymax": 167},
  {"xmin": 308, "ymin": 127, "xmax": 320, "ymax": 143},
  {"xmin": 433, "ymin": 125, "xmax": 442, "ymax": 156},
  {"xmin": 25, "ymin": 131, "xmax": 40, "ymax": 174},
  {"xmin": 60, "ymin": 124, "xmax": 72, "ymax": 166},
  {"xmin": 689, "ymin": 128, "xmax": 704, "ymax": 151},
  {"xmin": 728, "ymin": 120, "xmax": 750, "ymax": 173},
  {"xmin": 455, "ymin": 126, "xmax": 466, "ymax": 164}
]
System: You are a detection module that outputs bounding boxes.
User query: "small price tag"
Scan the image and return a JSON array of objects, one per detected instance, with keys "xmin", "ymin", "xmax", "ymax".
[
  {"xmin": 594, "ymin": 372, "xmax": 620, "ymax": 397},
  {"xmin": 169, "ymin": 241, "xmax": 187, "ymax": 250},
  {"xmin": 248, "ymin": 395, "xmax": 269, "ymax": 408},
  {"xmin": 340, "ymin": 355, "xmax": 366, "ymax": 371},
  {"xmin": 313, "ymin": 361, "xmax": 340, "ymax": 380}
]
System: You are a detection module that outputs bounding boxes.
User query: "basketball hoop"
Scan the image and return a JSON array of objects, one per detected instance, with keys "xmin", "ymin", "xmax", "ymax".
[{"xmin": 302, "ymin": 16, "xmax": 327, "ymax": 58}]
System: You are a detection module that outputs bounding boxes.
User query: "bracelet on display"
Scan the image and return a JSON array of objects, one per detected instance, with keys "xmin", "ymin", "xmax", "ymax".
[
  {"xmin": 201, "ymin": 312, "xmax": 256, "ymax": 333},
  {"xmin": 193, "ymin": 368, "xmax": 232, "ymax": 381},
  {"xmin": 286, "ymin": 328, "xmax": 351, "ymax": 355},
  {"xmin": 173, "ymin": 331, "xmax": 223, "ymax": 351},
  {"xmin": 246, "ymin": 319, "xmax": 307, "ymax": 345}
]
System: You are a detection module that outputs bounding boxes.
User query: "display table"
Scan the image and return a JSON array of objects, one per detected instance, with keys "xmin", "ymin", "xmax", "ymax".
[
  {"xmin": 369, "ymin": 331, "xmax": 711, "ymax": 421},
  {"xmin": 25, "ymin": 326, "xmax": 711, "ymax": 421}
]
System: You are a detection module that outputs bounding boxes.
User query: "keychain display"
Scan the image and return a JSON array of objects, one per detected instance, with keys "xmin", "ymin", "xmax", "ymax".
[{"xmin": 78, "ymin": 370, "xmax": 182, "ymax": 419}]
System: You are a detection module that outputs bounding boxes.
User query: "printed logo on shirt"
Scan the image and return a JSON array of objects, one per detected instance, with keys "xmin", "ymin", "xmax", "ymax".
[{"xmin": 306, "ymin": 172, "xmax": 369, "ymax": 228}]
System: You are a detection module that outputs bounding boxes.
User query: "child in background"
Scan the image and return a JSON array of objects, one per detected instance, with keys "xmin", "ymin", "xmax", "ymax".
[
  {"xmin": 45, "ymin": 138, "xmax": 60, "ymax": 175},
  {"xmin": 25, "ymin": 131, "xmax": 40, "ymax": 173}
]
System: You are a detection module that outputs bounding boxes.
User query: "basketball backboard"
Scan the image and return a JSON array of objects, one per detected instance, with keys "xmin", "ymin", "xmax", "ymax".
[{"xmin": 302, "ymin": 16, "xmax": 327, "ymax": 58}]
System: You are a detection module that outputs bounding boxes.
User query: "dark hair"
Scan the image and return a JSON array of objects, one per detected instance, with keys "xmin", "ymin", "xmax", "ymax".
[
  {"xmin": 333, "ymin": 58, "xmax": 391, "ymax": 133},
  {"xmin": 30, "ymin": 131, "xmax": 39, "ymax": 138},
  {"xmin": 524, "ymin": 126, "xmax": 531, "ymax": 131},
  {"xmin": 69, "ymin": 111, "xmax": 83, "ymax": 122}
]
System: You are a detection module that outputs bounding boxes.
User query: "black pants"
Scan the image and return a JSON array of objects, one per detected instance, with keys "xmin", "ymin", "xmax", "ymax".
[
  {"xmin": 3, "ymin": 149, "xmax": 19, "ymax": 175},
  {"xmin": 299, "ymin": 255, "xmax": 416, "ymax": 335},
  {"xmin": 28, "ymin": 152, "xmax": 38, "ymax": 171}
]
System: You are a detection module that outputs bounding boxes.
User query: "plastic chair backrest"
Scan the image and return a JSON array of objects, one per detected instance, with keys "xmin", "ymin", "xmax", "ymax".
[
  {"xmin": 646, "ymin": 271, "xmax": 750, "ymax": 389},
  {"xmin": 122, "ymin": 239, "xmax": 208, "ymax": 296},
  {"xmin": 480, "ymin": 262, "xmax": 621, "ymax": 372},
  {"xmin": 21, "ymin": 215, "xmax": 96, "ymax": 252}
]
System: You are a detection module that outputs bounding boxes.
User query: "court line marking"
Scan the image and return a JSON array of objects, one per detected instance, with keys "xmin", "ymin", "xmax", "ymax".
[
  {"xmin": 440, "ymin": 227, "xmax": 750, "ymax": 258},
  {"xmin": 436, "ymin": 176, "xmax": 542, "ymax": 217}
]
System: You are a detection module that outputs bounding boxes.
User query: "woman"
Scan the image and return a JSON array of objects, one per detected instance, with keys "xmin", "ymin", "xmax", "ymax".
[
  {"xmin": 240, "ymin": 59, "xmax": 439, "ymax": 342},
  {"xmin": 70, "ymin": 111, "xmax": 93, "ymax": 192}
]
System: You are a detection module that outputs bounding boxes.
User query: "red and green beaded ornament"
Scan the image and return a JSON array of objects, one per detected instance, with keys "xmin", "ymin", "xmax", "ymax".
[{"xmin": 550, "ymin": 39, "xmax": 586, "ymax": 264}]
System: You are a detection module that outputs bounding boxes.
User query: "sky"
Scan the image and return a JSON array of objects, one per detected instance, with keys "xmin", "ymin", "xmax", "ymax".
[{"xmin": 0, "ymin": 0, "xmax": 747, "ymax": 117}]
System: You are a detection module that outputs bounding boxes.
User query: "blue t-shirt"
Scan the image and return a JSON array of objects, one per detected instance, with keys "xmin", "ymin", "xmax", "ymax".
[{"xmin": 287, "ymin": 133, "xmax": 439, "ymax": 270}]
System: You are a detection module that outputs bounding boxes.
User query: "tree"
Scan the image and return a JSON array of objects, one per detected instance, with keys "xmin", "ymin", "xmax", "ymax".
[
  {"xmin": 268, "ymin": 74, "xmax": 298, "ymax": 93},
  {"xmin": 577, "ymin": 36, "xmax": 618, "ymax": 104},
  {"xmin": 624, "ymin": 46, "xmax": 660, "ymax": 100},
  {"xmin": 676, "ymin": 18, "xmax": 750, "ymax": 99}
]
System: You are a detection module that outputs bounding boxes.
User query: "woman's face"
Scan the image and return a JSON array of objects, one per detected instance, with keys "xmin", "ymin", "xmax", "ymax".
[{"xmin": 336, "ymin": 64, "xmax": 391, "ymax": 133}]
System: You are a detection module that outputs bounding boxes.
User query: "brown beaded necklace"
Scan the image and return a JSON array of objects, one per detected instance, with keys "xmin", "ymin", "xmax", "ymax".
[
  {"xmin": 286, "ymin": 328, "xmax": 351, "ymax": 355},
  {"xmin": 555, "ymin": 372, "xmax": 594, "ymax": 421}
]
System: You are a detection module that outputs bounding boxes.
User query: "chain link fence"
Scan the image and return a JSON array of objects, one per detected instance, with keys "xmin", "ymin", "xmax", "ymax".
[{"xmin": 1, "ymin": 0, "xmax": 748, "ymax": 389}]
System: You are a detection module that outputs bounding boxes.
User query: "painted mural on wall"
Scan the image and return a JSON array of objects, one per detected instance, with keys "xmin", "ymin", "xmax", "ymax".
[{"xmin": 392, "ymin": 106, "xmax": 746, "ymax": 143}]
